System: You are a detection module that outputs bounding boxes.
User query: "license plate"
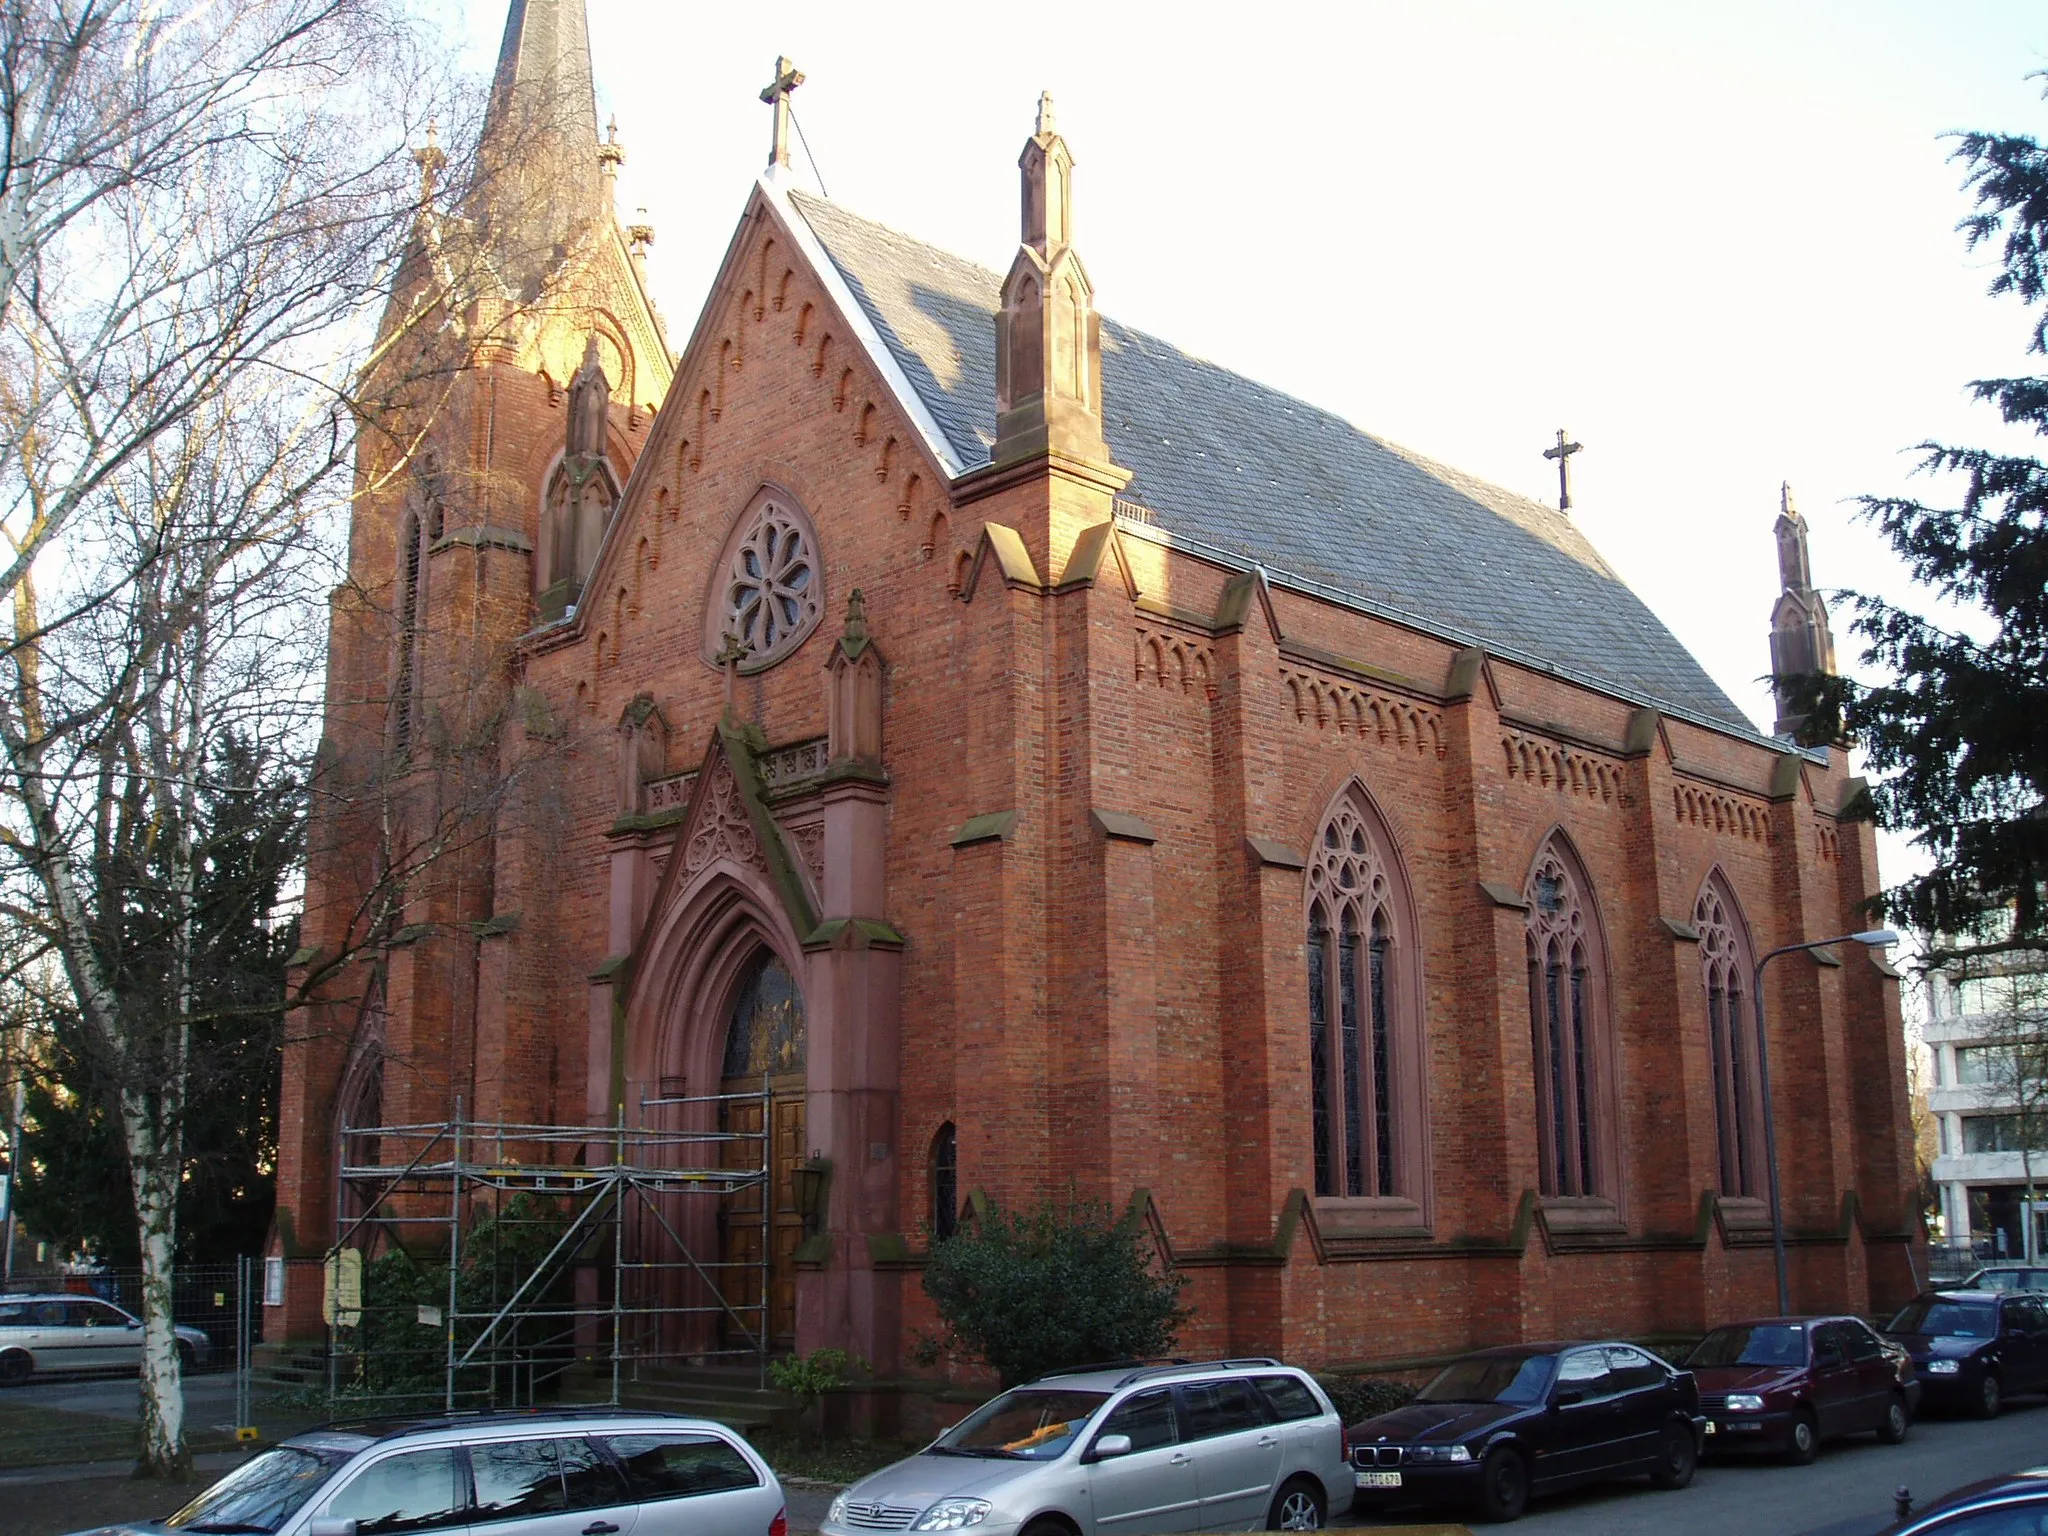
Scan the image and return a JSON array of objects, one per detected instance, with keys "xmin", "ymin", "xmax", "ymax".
[
  {"xmin": 1355, "ymin": 1471, "xmax": 1403, "ymax": 1489},
  {"xmin": 1703, "ymin": 1421, "xmax": 1716, "ymax": 1435}
]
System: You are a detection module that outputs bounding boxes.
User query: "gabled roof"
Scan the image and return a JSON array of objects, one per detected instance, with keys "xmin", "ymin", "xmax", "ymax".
[{"xmin": 786, "ymin": 189, "xmax": 1757, "ymax": 736}]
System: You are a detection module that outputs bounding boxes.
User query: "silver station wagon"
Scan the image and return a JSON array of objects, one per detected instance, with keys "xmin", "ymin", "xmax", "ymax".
[
  {"xmin": 0, "ymin": 1293, "xmax": 212, "ymax": 1383},
  {"xmin": 66, "ymin": 1409, "xmax": 788, "ymax": 1536},
  {"xmin": 824, "ymin": 1359, "xmax": 1348, "ymax": 1536}
]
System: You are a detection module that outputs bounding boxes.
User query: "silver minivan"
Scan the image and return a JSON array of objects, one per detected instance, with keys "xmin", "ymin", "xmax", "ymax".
[
  {"xmin": 66, "ymin": 1409, "xmax": 788, "ymax": 1536},
  {"xmin": 824, "ymin": 1359, "xmax": 1348, "ymax": 1536}
]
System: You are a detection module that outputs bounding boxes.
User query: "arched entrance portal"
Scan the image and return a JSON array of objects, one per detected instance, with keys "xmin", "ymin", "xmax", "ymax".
[{"xmin": 717, "ymin": 949, "xmax": 806, "ymax": 1349}]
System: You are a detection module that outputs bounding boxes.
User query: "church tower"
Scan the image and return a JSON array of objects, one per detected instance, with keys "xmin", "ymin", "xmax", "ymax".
[
  {"xmin": 1768, "ymin": 481, "xmax": 1838, "ymax": 737},
  {"xmin": 273, "ymin": 0, "xmax": 672, "ymax": 1339}
]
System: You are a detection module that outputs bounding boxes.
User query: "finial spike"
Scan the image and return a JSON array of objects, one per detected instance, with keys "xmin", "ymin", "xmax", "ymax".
[
  {"xmin": 1780, "ymin": 480, "xmax": 1796, "ymax": 517},
  {"xmin": 1037, "ymin": 91, "xmax": 1057, "ymax": 137}
]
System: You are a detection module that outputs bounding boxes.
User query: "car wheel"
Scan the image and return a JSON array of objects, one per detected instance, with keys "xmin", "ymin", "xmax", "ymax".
[
  {"xmin": 1784, "ymin": 1410, "xmax": 1819, "ymax": 1465},
  {"xmin": 1475, "ymin": 1446, "xmax": 1529, "ymax": 1524},
  {"xmin": 0, "ymin": 1350, "xmax": 29, "ymax": 1387},
  {"xmin": 1266, "ymin": 1476, "xmax": 1326, "ymax": 1531},
  {"xmin": 1974, "ymin": 1372, "xmax": 2003, "ymax": 1420},
  {"xmin": 1649, "ymin": 1424, "xmax": 1696, "ymax": 1490},
  {"xmin": 1876, "ymin": 1394, "xmax": 1910, "ymax": 1445}
]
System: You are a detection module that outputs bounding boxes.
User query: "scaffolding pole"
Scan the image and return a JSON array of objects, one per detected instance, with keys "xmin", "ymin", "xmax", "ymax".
[{"xmin": 323, "ymin": 1088, "xmax": 776, "ymax": 1416}]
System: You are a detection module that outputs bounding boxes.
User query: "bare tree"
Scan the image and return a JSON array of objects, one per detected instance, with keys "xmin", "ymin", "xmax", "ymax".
[
  {"xmin": 0, "ymin": 0, "xmax": 462, "ymax": 1477},
  {"xmin": 1970, "ymin": 966, "xmax": 2048, "ymax": 1263}
]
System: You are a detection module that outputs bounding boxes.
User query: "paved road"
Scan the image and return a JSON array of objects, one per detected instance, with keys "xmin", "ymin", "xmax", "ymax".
[
  {"xmin": 1339, "ymin": 1397, "xmax": 2048, "ymax": 1535},
  {"xmin": 9, "ymin": 1369, "xmax": 247, "ymax": 1430}
]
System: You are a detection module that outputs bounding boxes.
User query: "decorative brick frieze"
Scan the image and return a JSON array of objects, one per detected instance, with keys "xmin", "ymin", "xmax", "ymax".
[
  {"xmin": 1500, "ymin": 729, "xmax": 1624, "ymax": 803},
  {"xmin": 1279, "ymin": 666, "xmax": 1445, "ymax": 757},
  {"xmin": 1671, "ymin": 780, "xmax": 1771, "ymax": 844}
]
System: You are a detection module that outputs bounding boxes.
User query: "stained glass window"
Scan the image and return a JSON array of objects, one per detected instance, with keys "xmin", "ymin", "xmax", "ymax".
[{"xmin": 721, "ymin": 952, "xmax": 807, "ymax": 1079}]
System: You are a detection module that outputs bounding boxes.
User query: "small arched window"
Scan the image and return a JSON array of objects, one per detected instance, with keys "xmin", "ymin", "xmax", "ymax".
[
  {"xmin": 1524, "ymin": 834, "xmax": 1615, "ymax": 1199},
  {"xmin": 393, "ymin": 509, "xmax": 424, "ymax": 760},
  {"xmin": 1696, "ymin": 871, "xmax": 1762, "ymax": 1198},
  {"xmin": 930, "ymin": 1122, "xmax": 958, "ymax": 1241},
  {"xmin": 1305, "ymin": 781, "xmax": 1425, "ymax": 1202}
]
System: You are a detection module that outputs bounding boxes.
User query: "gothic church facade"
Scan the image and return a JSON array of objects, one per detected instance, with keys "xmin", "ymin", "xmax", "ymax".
[{"xmin": 272, "ymin": 0, "xmax": 1921, "ymax": 1398}]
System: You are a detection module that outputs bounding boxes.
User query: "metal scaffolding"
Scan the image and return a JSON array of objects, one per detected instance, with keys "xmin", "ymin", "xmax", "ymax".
[{"xmin": 327, "ymin": 1083, "xmax": 776, "ymax": 1413}]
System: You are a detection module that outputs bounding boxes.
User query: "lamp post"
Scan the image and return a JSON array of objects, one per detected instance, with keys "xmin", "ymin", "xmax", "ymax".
[{"xmin": 1753, "ymin": 928, "xmax": 1899, "ymax": 1315}]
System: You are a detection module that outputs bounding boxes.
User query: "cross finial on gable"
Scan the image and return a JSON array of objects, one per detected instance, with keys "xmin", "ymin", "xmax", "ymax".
[
  {"xmin": 761, "ymin": 56, "xmax": 805, "ymax": 170},
  {"xmin": 1542, "ymin": 428, "xmax": 1582, "ymax": 513}
]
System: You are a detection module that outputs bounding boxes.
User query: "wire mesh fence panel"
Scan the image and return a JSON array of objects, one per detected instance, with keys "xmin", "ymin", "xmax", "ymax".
[{"xmin": 0, "ymin": 1260, "xmax": 259, "ymax": 1468}]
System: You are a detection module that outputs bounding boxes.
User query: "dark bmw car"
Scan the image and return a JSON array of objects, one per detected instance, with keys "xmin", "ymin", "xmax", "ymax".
[
  {"xmin": 1883, "ymin": 1289, "xmax": 2048, "ymax": 1418},
  {"xmin": 1347, "ymin": 1342, "xmax": 1702, "ymax": 1523},
  {"xmin": 1874, "ymin": 1463, "xmax": 2048, "ymax": 1534},
  {"xmin": 1686, "ymin": 1315, "xmax": 1917, "ymax": 1461}
]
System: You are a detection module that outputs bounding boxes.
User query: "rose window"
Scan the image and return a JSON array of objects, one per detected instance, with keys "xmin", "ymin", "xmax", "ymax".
[{"xmin": 707, "ymin": 492, "xmax": 824, "ymax": 672}]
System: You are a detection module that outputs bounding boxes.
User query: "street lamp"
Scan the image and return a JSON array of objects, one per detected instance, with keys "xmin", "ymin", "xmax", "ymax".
[{"xmin": 1754, "ymin": 929, "xmax": 1899, "ymax": 1314}]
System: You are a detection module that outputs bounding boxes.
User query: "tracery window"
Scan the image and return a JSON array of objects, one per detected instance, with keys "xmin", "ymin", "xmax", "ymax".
[
  {"xmin": 1696, "ymin": 871, "xmax": 1761, "ymax": 1198},
  {"xmin": 1524, "ymin": 836, "xmax": 1612, "ymax": 1199},
  {"xmin": 930, "ymin": 1122, "xmax": 959, "ymax": 1241},
  {"xmin": 702, "ymin": 488, "xmax": 824, "ymax": 673},
  {"xmin": 1305, "ymin": 782, "xmax": 1422, "ymax": 1201}
]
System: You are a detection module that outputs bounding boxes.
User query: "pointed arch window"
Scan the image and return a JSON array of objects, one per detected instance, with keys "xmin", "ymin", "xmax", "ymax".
[
  {"xmin": 1696, "ymin": 872, "xmax": 1762, "ymax": 1198},
  {"xmin": 1524, "ymin": 837, "xmax": 1615, "ymax": 1200},
  {"xmin": 930, "ymin": 1122, "xmax": 959, "ymax": 1241},
  {"xmin": 1305, "ymin": 783, "xmax": 1425, "ymax": 1205}
]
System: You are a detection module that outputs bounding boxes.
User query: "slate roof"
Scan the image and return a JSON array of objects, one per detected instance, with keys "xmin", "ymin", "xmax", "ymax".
[{"xmin": 788, "ymin": 190, "xmax": 1757, "ymax": 735}]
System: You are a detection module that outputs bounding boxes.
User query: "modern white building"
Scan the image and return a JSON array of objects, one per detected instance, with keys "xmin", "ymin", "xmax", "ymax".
[{"xmin": 1925, "ymin": 958, "xmax": 2048, "ymax": 1262}]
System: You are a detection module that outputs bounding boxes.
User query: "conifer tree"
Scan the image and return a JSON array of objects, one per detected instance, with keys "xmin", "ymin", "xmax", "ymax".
[{"xmin": 1787, "ymin": 92, "xmax": 2048, "ymax": 964}]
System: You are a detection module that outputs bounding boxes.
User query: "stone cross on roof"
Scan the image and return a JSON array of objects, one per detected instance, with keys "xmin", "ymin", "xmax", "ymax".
[
  {"xmin": 1543, "ymin": 428, "xmax": 1583, "ymax": 513},
  {"xmin": 761, "ymin": 56, "xmax": 805, "ymax": 169}
]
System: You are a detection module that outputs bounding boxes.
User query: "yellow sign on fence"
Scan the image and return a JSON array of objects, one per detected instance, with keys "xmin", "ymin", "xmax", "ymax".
[{"xmin": 322, "ymin": 1248, "xmax": 362, "ymax": 1329}]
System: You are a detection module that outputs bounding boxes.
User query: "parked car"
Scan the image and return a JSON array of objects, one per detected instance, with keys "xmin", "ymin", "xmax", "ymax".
[
  {"xmin": 1875, "ymin": 1463, "xmax": 2048, "ymax": 1535},
  {"xmin": 1345, "ymin": 1342, "xmax": 1702, "ymax": 1524},
  {"xmin": 1685, "ymin": 1315, "xmax": 1917, "ymax": 1462},
  {"xmin": 822, "ymin": 1358, "xmax": 1349, "ymax": 1536},
  {"xmin": 62, "ymin": 1408, "xmax": 788, "ymax": 1536},
  {"xmin": 1883, "ymin": 1289, "xmax": 2048, "ymax": 1419},
  {"xmin": 1960, "ymin": 1265, "xmax": 2048, "ymax": 1296},
  {"xmin": 0, "ymin": 1294, "xmax": 211, "ymax": 1384}
]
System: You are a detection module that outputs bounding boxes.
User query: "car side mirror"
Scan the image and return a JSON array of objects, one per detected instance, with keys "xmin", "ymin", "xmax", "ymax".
[
  {"xmin": 127, "ymin": 1319, "xmax": 142, "ymax": 1329},
  {"xmin": 1088, "ymin": 1434, "xmax": 1133, "ymax": 1462},
  {"xmin": 307, "ymin": 1521, "xmax": 357, "ymax": 1536},
  {"xmin": 1551, "ymin": 1389, "xmax": 1583, "ymax": 1409}
]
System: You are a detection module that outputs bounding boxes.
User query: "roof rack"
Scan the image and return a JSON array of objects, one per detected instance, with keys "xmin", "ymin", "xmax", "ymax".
[
  {"xmin": 314, "ymin": 1406, "xmax": 687, "ymax": 1441},
  {"xmin": 1112, "ymin": 1357, "xmax": 1284, "ymax": 1388}
]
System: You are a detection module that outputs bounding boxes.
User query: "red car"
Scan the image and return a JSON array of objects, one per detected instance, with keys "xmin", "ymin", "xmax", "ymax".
[{"xmin": 1684, "ymin": 1316, "xmax": 1918, "ymax": 1463}]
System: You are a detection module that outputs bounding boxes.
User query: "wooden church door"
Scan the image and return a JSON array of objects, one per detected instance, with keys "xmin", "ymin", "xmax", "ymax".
[{"xmin": 717, "ymin": 950, "xmax": 806, "ymax": 1351}]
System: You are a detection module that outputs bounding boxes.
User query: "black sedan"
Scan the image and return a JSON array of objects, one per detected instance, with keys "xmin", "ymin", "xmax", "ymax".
[
  {"xmin": 1347, "ymin": 1341, "xmax": 1703, "ymax": 1523},
  {"xmin": 1883, "ymin": 1289, "xmax": 2048, "ymax": 1418}
]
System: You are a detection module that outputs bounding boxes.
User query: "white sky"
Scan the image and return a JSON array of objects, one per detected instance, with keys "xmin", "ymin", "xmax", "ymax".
[{"xmin": 437, "ymin": 0, "xmax": 2048, "ymax": 901}]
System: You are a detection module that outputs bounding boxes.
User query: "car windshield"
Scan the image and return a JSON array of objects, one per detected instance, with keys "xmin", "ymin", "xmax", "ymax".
[
  {"xmin": 936, "ymin": 1389, "xmax": 1111, "ymax": 1459},
  {"xmin": 1889, "ymin": 1299, "xmax": 1998, "ymax": 1339},
  {"xmin": 164, "ymin": 1445, "xmax": 351, "ymax": 1533},
  {"xmin": 1686, "ymin": 1325, "xmax": 1807, "ymax": 1368},
  {"xmin": 1416, "ymin": 1353, "xmax": 1553, "ymax": 1405}
]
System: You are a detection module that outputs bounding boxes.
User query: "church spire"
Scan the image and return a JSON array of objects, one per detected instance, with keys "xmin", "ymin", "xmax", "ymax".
[
  {"xmin": 991, "ymin": 92, "xmax": 1113, "ymax": 469},
  {"xmin": 472, "ymin": 0, "xmax": 605, "ymax": 293},
  {"xmin": 1768, "ymin": 481, "xmax": 1838, "ymax": 737}
]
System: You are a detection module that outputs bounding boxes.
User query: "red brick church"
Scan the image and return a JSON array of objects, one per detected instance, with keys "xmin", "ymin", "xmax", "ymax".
[{"xmin": 270, "ymin": 0, "xmax": 1921, "ymax": 1390}]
